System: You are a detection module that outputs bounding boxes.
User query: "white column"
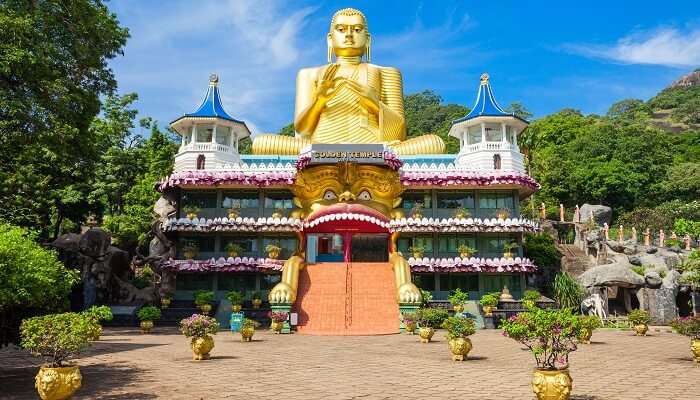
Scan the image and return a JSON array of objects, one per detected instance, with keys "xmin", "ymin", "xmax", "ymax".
[
  {"xmin": 480, "ymin": 123, "xmax": 486, "ymax": 143},
  {"xmin": 501, "ymin": 123, "xmax": 507, "ymax": 143},
  {"xmin": 212, "ymin": 124, "xmax": 217, "ymax": 144},
  {"xmin": 513, "ymin": 131, "xmax": 518, "ymax": 146},
  {"xmin": 191, "ymin": 125, "xmax": 196, "ymax": 144},
  {"xmin": 234, "ymin": 131, "xmax": 239, "ymax": 152}
]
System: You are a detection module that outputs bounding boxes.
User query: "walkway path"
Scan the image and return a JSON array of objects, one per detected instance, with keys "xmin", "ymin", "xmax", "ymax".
[{"xmin": 1, "ymin": 327, "xmax": 698, "ymax": 399}]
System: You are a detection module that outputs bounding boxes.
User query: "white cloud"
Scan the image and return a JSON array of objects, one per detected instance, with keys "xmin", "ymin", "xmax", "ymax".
[{"xmin": 567, "ymin": 27, "xmax": 700, "ymax": 67}]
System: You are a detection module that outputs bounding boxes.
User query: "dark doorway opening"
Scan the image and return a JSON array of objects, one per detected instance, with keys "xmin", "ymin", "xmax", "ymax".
[{"xmin": 351, "ymin": 234, "xmax": 389, "ymax": 262}]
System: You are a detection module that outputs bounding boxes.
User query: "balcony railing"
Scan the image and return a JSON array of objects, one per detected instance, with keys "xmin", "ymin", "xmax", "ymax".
[
  {"xmin": 179, "ymin": 142, "xmax": 233, "ymax": 153},
  {"xmin": 464, "ymin": 141, "xmax": 518, "ymax": 153}
]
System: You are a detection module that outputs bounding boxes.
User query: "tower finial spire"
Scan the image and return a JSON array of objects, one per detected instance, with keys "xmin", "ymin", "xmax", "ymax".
[
  {"xmin": 209, "ymin": 73, "xmax": 219, "ymax": 86},
  {"xmin": 480, "ymin": 73, "xmax": 490, "ymax": 85}
]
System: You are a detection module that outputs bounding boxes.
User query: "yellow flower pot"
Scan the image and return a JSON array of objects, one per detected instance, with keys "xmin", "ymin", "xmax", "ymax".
[
  {"xmin": 271, "ymin": 212, "xmax": 283, "ymax": 219},
  {"xmin": 183, "ymin": 250, "xmax": 197, "ymax": 260},
  {"xmin": 503, "ymin": 251, "xmax": 514, "ymax": 259},
  {"xmin": 231, "ymin": 304, "xmax": 242, "ymax": 313},
  {"xmin": 267, "ymin": 249, "xmax": 280, "ymax": 259},
  {"xmin": 252, "ymin": 299, "xmax": 262, "ymax": 309},
  {"xmin": 140, "ymin": 320, "xmax": 154, "ymax": 334},
  {"xmin": 186, "ymin": 212, "xmax": 197, "ymax": 220},
  {"xmin": 199, "ymin": 304, "xmax": 212, "ymax": 315},
  {"xmin": 241, "ymin": 326, "xmax": 255, "ymax": 342},
  {"xmin": 577, "ymin": 327, "xmax": 592, "ymax": 344},
  {"xmin": 270, "ymin": 321, "xmax": 284, "ymax": 333},
  {"xmin": 191, "ymin": 335, "xmax": 215, "ymax": 361},
  {"xmin": 418, "ymin": 327, "xmax": 435, "ymax": 343},
  {"xmin": 448, "ymin": 337, "xmax": 473, "ymax": 361},
  {"xmin": 227, "ymin": 251, "xmax": 239, "ymax": 258},
  {"xmin": 35, "ymin": 365, "xmax": 82, "ymax": 400},
  {"xmin": 228, "ymin": 211, "xmax": 240, "ymax": 219},
  {"xmin": 161, "ymin": 298, "xmax": 171, "ymax": 309},
  {"xmin": 459, "ymin": 252, "xmax": 472, "ymax": 259},
  {"xmin": 633, "ymin": 324, "xmax": 648, "ymax": 336},
  {"xmin": 453, "ymin": 304, "xmax": 464, "ymax": 314},
  {"xmin": 532, "ymin": 368, "xmax": 572, "ymax": 400},
  {"xmin": 413, "ymin": 252, "xmax": 424, "ymax": 259},
  {"xmin": 404, "ymin": 321, "xmax": 417, "ymax": 334},
  {"xmin": 412, "ymin": 212, "xmax": 423, "ymax": 219},
  {"xmin": 482, "ymin": 305, "xmax": 495, "ymax": 317},
  {"xmin": 690, "ymin": 339, "xmax": 700, "ymax": 363}
]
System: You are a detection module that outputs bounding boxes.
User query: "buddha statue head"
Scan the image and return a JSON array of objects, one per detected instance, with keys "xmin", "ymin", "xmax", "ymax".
[{"xmin": 327, "ymin": 8, "xmax": 370, "ymax": 62}]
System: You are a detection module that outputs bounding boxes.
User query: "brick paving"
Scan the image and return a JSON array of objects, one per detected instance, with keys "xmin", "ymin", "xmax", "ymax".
[{"xmin": 1, "ymin": 327, "xmax": 699, "ymax": 400}]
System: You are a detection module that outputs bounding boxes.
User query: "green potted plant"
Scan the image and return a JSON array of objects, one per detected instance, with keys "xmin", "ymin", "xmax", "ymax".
[
  {"xmin": 496, "ymin": 207, "xmax": 510, "ymax": 220},
  {"xmin": 226, "ymin": 290, "xmax": 244, "ymax": 312},
  {"xmin": 182, "ymin": 240, "xmax": 198, "ymax": 260},
  {"xmin": 271, "ymin": 207, "xmax": 285, "ymax": 219},
  {"xmin": 501, "ymin": 307, "xmax": 580, "ymax": 400},
  {"xmin": 137, "ymin": 306, "xmax": 161, "ymax": 334},
  {"xmin": 408, "ymin": 245, "xmax": 425, "ymax": 259},
  {"xmin": 522, "ymin": 290, "xmax": 541, "ymax": 309},
  {"xmin": 183, "ymin": 204, "xmax": 200, "ymax": 220},
  {"xmin": 416, "ymin": 308, "xmax": 449, "ymax": 343},
  {"xmin": 225, "ymin": 242, "xmax": 244, "ymax": 258},
  {"xmin": 448, "ymin": 288, "xmax": 470, "ymax": 313},
  {"xmin": 502, "ymin": 242, "xmax": 519, "ymax": 259},
  {"xmin": 457, "ymin": 244, "xmax": 477, "ymax": 259},
  {"xmin": 83, "ymin": 305, "xmax": 113, "ymax": 341},
  {"xmin": 180, "ymin": 314, "xmax": 219, "ymax": 360},
  {"xmin": 20, "ymin": 312, "xmax": 93, "ymax": 400},
  {"xmin": 265, "ymin": 242, "xmax": 282, "ymax": 259},
  {"xmin": 453, "ymin": 207, "xmax": 470, "ymax": 219},
  {"xmin": 670, "ymin": 316, "xmax": 700, "ymax": 363},
  {"xmin": 268, "ymin": 311, "xmax": 288, "ymax": 334},
  {"xmin": 420, "ymin": 288, "xmax": 433, "ymax": 308},
  {"xmin": 402, "ymin": 312, "xmax": 418, "ymax": 334},
  {"xmin": 193, "ymin": 290, "xmax": 215, "ymax": 314},
  {"xmin": 240, "ymin": 318, "xmax": 260, "ymax": 342},
  {"xmin": 227, "ymin": 205, "xmax": 240, "ymax": 219},
  {"xmin": 479, "ymin": 294, "xmax": 499, "ymax": 316},
  {"xmin": 577, "ymin": 315, "xmax": 602, "ymax": 344},
  {"xmin": 442, "ymin": 316, "xmax": 476, "ymax": 361},
  {"xmin": 250, "ymin": 291, "xmax": 263, "ymax": 309},
  {"xmin": 628, "ymin": 309, "xmax": 651, "ymax": 336},
  {"xmin": 411, "ymin": 202, "xmax": 424, "ymax": 219}
]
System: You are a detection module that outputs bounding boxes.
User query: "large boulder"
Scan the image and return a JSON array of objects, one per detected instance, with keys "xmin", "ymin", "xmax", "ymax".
[
  {"xmin": 580, "ymin": 204, "xmax": 612, "ymax": 226},
  {"xmin": 578, "ymin": 262, "xmax": 645, "ymax": 289},
  {"xmin": 637, "ymin": 270, "xmax": 681, "ymax": 324}
]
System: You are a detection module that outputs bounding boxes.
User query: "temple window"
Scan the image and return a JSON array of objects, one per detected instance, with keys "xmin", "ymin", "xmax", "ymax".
[
  {"xmin": 178, "ymin": 235, "xmax": 215, "ymax": 259},
  {"xmin": 467, "ymin": 125, "xmax": 481, "ymax": 144},
  {"xmin": 263, "ymin": 190, "xmax": 295, "ymax": 217},
  {"xmin": 436, "ymin": 191, "xmax": 475, "ymax": 218},
  {"xmin": 412, "ymin": 274, "xmax": 435, "ymax": 291},
  {"xmin": 478, "ymin": 191, "xmax": 514, "ymax": 218},
  {"xmin": 262, "ymin": 236, "xmax": 298, "ymax": 260},
  {"xmin": 401, "ymin": 190, "xmax": 432, "ymax": 215},
  {"xmin": 493, "ymin": 154, "xmax": 502, "ymax": 169},
  {"xmin": 176, "ymin": 273, "xmax": 213, "ymax": 291},
  {"xmin": 196, "ymin": 125, "xmax": 214, "ymax": 142},
  {"xmin": 482, "ymin": 274, "xmax": 522, "ymax": 297},
  {"xmin": 181, "ymin": 191, "xmax": 216, "ymax": 218},
  {"xmin": 222, "ymin": 191, "xmax": 259, "ymax": 218},
  {"xmin": 217, "ymin": 273, "xmax": 256, "ymax": 291},
  {"xmin": 439, "ymin": 273, "xmax": 479, "ymax": 293},
  {"xmin": 221, "ymin": 234, "xmax": 258, "ymax": 258},
  {"xmin": 437, "ymin": 234, "xmax": 476, "ymax": 258},
  {"xmin": 196, "ymin": 154, "xmax": 206, "ymax": 169},
  {"xmin": 505, "ymin": 125, "xmax": 514, "ymax": 143},
  {"xmin": 485, "ymin": 123, "xmax": 502, "ymax": 142},
  {"xmin": 216, "ymin": 126, "xmax": 231, "ymax": 147},
  {"xmin": 397, "ymin": 234, "xmax": 433, "ymax": 256},
  {"xmin": 482, "ymin": 235, "xmax": 517, "ymax": 258}
]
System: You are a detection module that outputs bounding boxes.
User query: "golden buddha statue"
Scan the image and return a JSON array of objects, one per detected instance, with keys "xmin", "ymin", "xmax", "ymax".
[{"xmin": 252, "ymin": 8, "xmax": 445, "ymax": 155}]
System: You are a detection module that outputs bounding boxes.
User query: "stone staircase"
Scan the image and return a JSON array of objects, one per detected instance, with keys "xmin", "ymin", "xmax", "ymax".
[
  {"xmin": 557, "ymin": 243, "xmax": 593, "ymax": 278},
  {"xmin": 295, "ymin": 262, "xmax": 399, "ymax": 335}
]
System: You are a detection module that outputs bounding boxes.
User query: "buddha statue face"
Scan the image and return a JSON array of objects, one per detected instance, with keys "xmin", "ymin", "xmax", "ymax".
[
  {"xmin": 328, "ymin": 9, "xmax": 369, "ymax": 58},
  {"xmin": 291, "ymin": 164, "xmax": 402, "ymax": 225}
]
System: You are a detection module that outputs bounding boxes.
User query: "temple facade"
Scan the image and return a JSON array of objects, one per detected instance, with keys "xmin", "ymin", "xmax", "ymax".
[{"xmin": 157, "ymin": 72, "xmax": 539, "ymax": 331}]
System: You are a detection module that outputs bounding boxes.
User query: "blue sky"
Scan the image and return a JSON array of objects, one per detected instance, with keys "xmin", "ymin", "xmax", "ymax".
[{"xmin": 108, "ymin": 1, "xmax": 700, "ymax": 134}]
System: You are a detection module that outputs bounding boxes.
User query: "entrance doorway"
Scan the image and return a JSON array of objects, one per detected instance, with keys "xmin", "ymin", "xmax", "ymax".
[{"xmin": 306, "ymin": 233, "xmax": 389, "ymax": 263}]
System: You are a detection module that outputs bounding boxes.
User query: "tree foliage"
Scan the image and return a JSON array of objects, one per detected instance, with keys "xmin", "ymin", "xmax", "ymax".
[{"xmin": 0, "ymin": 0, "xmax": 129, "ymax": 238}]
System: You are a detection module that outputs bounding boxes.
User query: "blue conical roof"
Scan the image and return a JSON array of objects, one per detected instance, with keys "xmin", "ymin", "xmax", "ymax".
[
  {"xmin": 172, "ymin": 74, "xmax": 243, "ymax": 124},
  {"xmin": 453, "ymin": 73, "xmax": 526, "ymax": 124}
]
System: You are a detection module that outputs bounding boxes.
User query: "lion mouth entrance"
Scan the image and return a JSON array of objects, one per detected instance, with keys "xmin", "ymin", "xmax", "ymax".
[{"xmin": 303, "ymin": 203, "xmax": 390, "ymax": 232}]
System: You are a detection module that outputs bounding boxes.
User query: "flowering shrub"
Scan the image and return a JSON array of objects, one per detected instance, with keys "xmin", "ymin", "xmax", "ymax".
[
  {"xmin": 670, "ymin": 316, "xmax": 700, "ymax": 340},
  {"xmin": 500, "ymin": 307, "xmax": 581, "ymax": 370},
  {"xmin": 268, "ymin": 311, "xmax": 288, "ymax": 322},
  {"xmin": 442, "ymin": 316, "xmax": 476, "ymax": 339},
  {"xmin": 180, "ymin": 314, "xmax": 219, "ymax": 338},
  {"xmin": 416, "ymin": 308, "xmax": 449, "ymax": 329},
  {"xmin": 628, "ymin": 309, "xmax": 651, "ymax": 325},
  {"xmin": 402, "ymin": 312, "xmax": 418, "ymax": 325},
  {"xmin": 20, "ymin": 313, "xmax": 93, "ymax": 367}
]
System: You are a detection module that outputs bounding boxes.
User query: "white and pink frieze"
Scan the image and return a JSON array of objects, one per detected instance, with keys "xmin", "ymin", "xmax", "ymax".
[
  {"xmin": 389, "ymin": 217, "xmax": 539, "ymax": 233},
  {"xmin": 163, "ymin": 216, "xmax": 303, "ymax": 232},
  {"xmin": 408, "ymin": 256, "xmax": 536, "ymax": 273},
  {"xmin": 161, "ymin": 257, "xmax": 284, "ymax": 273}
]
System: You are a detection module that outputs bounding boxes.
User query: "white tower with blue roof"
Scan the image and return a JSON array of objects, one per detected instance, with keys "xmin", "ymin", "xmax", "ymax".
[
  {"xmin": 170, "ymin": 74, "xmax": 251, "ymax": 172},
  {"xmin": 448, "ymin": 73, "xmax": 528, "ymax": 172}
]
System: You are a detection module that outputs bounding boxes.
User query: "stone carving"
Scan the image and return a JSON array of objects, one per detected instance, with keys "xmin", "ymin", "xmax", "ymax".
[{"xmin": 581, "ymin": 292, "xmax": 607, "ymax": 320}]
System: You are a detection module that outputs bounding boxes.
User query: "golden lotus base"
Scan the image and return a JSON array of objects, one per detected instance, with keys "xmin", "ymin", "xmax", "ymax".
[
  {"xmin": 418, "ymin": 327, "xmax": 435, "ymax": 343},
  {"xmin": 448, "ymin": 337, "xmax": 473, "ymax": 361},
  {"xmin": 691, "ymin": 339, "xmax": 700, "ymax": 363},
  {"xmin": 191, "ymin": 336, "xmax": 215, "ymax": 361},
  {"xmin": 241, "ymin": 327, "xmax": 255, "ymax": 342},
  {"xmin": 35, "ymin": 365, "xmax": 82, "ymax": 400},
  {"xmin": 532, "ymin": 368, "xmax": 572, "ymax": 400},
  {"xmin": 633, "ymin": 324, "xmax": 648, "ymax": 336}
]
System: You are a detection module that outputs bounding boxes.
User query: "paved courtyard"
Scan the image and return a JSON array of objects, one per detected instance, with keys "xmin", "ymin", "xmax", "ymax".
[{"xmin": 1, "ymin": 326, "xmax": 699, "ymax": 400}]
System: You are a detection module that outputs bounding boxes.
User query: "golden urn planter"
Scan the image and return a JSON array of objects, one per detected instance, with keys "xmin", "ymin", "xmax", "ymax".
[
  {"xmin": 418, "ymin": 327, "xmax": 435, "ymax": 343},
  {"xmin": 241, "ymin": 326, "xmax": 255, "ymax": 342},
  {"xmin": 577, "ymin": 327, "xmax": 592, "ymax": 344},
  {"xmin": 191, "ymin": 336, "xmax": 215, "ymax": 360},
  {"xmin": 531, "ymin": 368, "xmax": 572, "ymax": 400},
  {"xmin": 691, "ymin": 339, "xmax": 700, "ymax": 363},
  {"xmin": 270, "ymin": 321, "xmax": 284, "ymax": 334},
  {"xmin": 199, "ymin": 304, "xmax": 212, "ymax": 315},
  {"xmin": 448, "ymin": 337, "xmax": 472, "ymax": 361},
  {"xmin": 140, "ymin": 320, "xmax": 154, "ymax": 334},
  {"xmin": 267, "ymin": 249, "xmax": 280, "ymax": 259},
  {"xmin": 231, "ymin": 304, "xmax": 242, "ymax": 313},
  {"xmin": 412, "ymin": 252, "xmax": 424, "ymax": 259},
  {"xmin": 412, "ymin": 212, "xmax": 423, "ymax": 220},
  {"xmin": 186, "ymin": 212, "xmax": 197, "ymax": 220},
  {"xmin": 161, "ymin": 298, "xmax": 171, "ymax": 309},
  {"xmin": 227, "ymin": 251, "xmax": 239, "ymax": 258},
  {"xmin": 252, "ymin": 299, "xmax": 262, "ymax": 309},
  {"xmin": 482, "ymin": 305, "xmax": 495, "ymax": 317},
  {"xmin": 183, "ymin": 250, "xmax": 197, "ymax": 260},
  {"xmin": 271, "ymin": 211, "xmax": 283, "ymax": 219},
  {"xmin": 228, "ymin": 211, "xmax": 240, "ymax": 219},
  {"xmin": 453, "ymin": 304, "xmax": 464, "ymax": 314},
  {"xmin": 35, "ymin": 365, "xmax": 82, "ymax": 400},
  {"xmin": 633, "ymin": 324, "xmax": 648, "ymax": 336},
  {"xmin": 503, "ymin": 251, "xmax": 514, "ymax": 259},
  {"xmin": 404, "ymin": 321, "xmax": 417, "ymax": 334}
]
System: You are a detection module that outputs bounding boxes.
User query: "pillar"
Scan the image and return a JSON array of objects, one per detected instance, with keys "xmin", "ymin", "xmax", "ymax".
[
  {"xmin": 481, "ymin": 123, "xmax": 486, "ymax": 144},
  {"xmin": 603, "ymin": 223, "xmax": 609, "ymax": 240}
]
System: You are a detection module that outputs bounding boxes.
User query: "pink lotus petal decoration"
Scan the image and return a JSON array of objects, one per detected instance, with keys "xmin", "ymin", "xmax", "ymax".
[
  {"xmin": 407, "ymin": 256, "xmax": 537, "ymax": 273},
  {"xmin": 162, "ymin": 258, "xmax": 284, "ymax": 273}
]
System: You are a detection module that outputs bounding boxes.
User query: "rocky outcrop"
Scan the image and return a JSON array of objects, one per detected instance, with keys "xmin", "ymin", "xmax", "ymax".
[
  {"xmin": 670, "ymin": 69, "xmax": 700, "ymax": 89},
  {"xmin": 637, "ymin": 271, "xmax": 682, "ymax": 325},
  {"xmin": 579, "ymin": 262, "xmax": 645, "ymax": 289},
  {"xmin": 579, "ymin": 204, "xmax": 612, "ymax": 226}
]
